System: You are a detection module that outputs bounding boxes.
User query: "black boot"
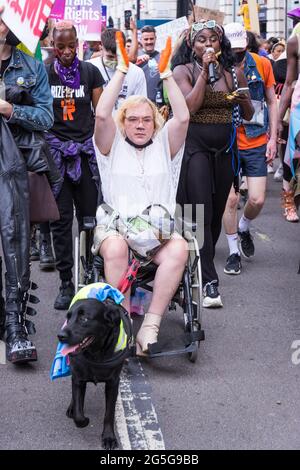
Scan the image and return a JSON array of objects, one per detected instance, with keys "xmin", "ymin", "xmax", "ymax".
[
  {"xmin": 30, "ymin": 225, "xmax": 39, "ymax": 261},
  {"xmin": 54, "ymin": 280, "xmax": 75, "ymax": 310},
  {"xmin": 39, "ymin": 233, "xmax": 56, "ymax": 270},
  {"xmin": 5, "ymin": 285, "xmax": 38, "ymax": 364},
  {"xmin": 0, "ymin": 258, "xmax": 5, "ymax": 340}
]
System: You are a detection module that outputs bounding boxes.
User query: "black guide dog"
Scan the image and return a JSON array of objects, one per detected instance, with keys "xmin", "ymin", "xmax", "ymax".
[{"xmin": 58, "ymin": 298, "xmax": 132, "ymax": 450}]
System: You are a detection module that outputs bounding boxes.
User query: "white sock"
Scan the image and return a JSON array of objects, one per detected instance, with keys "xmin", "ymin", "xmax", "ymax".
[
  {"xmin": 226, "ymin": 233, "xmax": 240, "ymax": 255},
  {"xmin": 239, "ymin": 214, "xmax": 251, "ymax": 233}
]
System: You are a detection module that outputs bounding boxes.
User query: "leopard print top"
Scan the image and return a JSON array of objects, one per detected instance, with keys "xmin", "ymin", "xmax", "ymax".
[{"xmin": 190, "ymin": 90, "xmax": 234, "ymax": 124}]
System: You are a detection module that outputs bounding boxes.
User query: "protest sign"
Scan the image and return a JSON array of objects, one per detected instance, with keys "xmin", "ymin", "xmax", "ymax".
[
  {"xmin": 155, "ymin": 16, "xmax": 189, "ymax": 52},
  {"xmin": 192, "ymin": 6, "xmax": 225, "ymax": 25},
  {"xmin": 63, "ymin": 0, "xmax": 102, "ymax": 40},
  {"xmin": 0, "ymin": 0, "xmax": 55, "ymax": 53},
  {"xmin": 49, "ymin": 0, "xmax": 65, "ymax": 20}
]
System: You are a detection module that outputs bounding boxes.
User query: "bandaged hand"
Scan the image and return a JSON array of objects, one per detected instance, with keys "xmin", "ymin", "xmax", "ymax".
[
  {"xmin": 116, "ymin": 31, "xmax": 130, "ymax": 74},
  {"xmin": 158, "ymin": 37, "xmax": 172, "ymax": 80}
]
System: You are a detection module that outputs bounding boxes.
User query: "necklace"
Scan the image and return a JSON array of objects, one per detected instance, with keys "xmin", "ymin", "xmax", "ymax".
[
  {"xmin": 135, "ymin": 148, "xmax": 145, "ymax": 175},
  {"xmin": 195, "ymin": 60, "xmax": 204, "ymax": 73},
  {"xmin": 195, "ymin": 59, "xmax": 220, "ymax": 90}
]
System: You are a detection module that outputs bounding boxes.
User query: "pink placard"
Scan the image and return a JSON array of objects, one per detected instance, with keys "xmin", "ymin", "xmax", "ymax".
[
  {"xmin": 49, "ymin": 0, "xmax": 65, "ymax": 20},
  {"xmin": 64, "ymin": 0, "xmax": 102, "ymax": 40}
]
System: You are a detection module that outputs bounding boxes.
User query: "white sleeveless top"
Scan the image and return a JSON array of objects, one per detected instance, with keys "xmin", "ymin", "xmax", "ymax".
[{"xmin": 95, "ymin": 122, "xmax": 184, "ymax": 219}]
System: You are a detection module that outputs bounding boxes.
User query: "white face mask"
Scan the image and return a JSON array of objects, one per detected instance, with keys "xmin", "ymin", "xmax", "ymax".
[{"xmin": 103, "ymin": 58, "xmax": 117, "ymax": 70}]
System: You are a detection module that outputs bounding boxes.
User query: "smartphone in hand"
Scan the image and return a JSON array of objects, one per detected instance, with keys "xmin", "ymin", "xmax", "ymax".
[
  {"xmin": 235, "ymin": 87, "xmax": 249, "ymax": 95},
  {"xmin": 124, "ymin": 10, "xmax": 132, "ymax": 30}
]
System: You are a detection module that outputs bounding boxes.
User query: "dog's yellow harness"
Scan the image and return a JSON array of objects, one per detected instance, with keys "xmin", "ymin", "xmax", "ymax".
[
  {"xmin": 70, "ymin": 282, "xmax": 128, "ymax": 353},
  {"xmin": 51, "ymin": 282, "xmax": 132, "ymax": 380}
]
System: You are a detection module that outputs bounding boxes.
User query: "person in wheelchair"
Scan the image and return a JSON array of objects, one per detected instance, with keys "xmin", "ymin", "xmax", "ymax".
[{"xmin": 93, "ymin": 34, "xmax": 190, "ymax": 355}]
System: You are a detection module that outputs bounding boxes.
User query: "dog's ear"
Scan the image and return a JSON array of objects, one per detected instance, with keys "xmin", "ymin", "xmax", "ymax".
[{"xmin": 103, "ymin": 302, "xmax": 122, "ymax": 327}]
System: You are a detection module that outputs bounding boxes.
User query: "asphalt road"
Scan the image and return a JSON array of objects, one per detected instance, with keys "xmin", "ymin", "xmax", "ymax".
[{"xmin": 0, "ymin": 171, "xmax": 299, "ymax": 450}]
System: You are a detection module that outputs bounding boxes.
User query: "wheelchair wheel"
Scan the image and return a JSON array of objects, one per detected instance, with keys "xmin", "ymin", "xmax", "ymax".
[
  {"xmin": 189, "ymin": 236, "xmax": 202, "ymax": 324},
  {"xmin": 79, "ymin": 230, "xmax": 87, "ymax": 287},
  {"xmin": 188, "ymin": 322, "xmax": 200, "ymax": 363},
  {"xmin": 74, "ymin": 232, "xmax": 86, "ymax": 292},
  {"xmin": 74, "ymin": 230, "xmax": 93, "ymax": 293},
  {"xmin": 183, "ymin": 234, "xmax": 203, "ymax": 363},
  {"xmin": 74, "ymin": 235, "xmax": 80, "ymax": 293}
]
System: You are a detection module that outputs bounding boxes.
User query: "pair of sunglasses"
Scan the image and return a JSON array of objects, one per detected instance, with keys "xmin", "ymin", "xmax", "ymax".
[{"xmin": 192, "ymin": 20, "xmax": 217, "ymax": 33}]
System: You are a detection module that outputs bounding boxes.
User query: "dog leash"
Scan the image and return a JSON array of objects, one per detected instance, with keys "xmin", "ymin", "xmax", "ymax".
[{"xmin": 117, "ymin": 258, "xmax": 141, "ymax": 294}]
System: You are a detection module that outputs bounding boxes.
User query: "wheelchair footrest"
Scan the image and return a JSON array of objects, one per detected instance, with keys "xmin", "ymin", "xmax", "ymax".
[
  {"xmin": 144, "ymin": 341, "xmax": 198, "ymax": 358},
  {"xmin": 184, "ymin": 330, "xmax": 205, "ymax": 345}
]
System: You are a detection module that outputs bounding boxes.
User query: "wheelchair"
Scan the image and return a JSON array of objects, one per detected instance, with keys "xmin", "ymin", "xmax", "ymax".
[{"xmin": 74, "ymin": 217, "xmax": 205, "ymax": 363}]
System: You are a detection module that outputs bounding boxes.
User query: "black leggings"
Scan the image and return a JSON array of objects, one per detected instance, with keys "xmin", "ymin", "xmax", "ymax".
[
  {"xmin": 279, "ymin": 125, "xmax": 294, "ymax": 182},
  {"xmin": 177, "ymin": 123, "xmax": 235, "ymax": 286},
  {"xmin": 50, "ymin": 156, "xmax": 98, "ymax": 282}
]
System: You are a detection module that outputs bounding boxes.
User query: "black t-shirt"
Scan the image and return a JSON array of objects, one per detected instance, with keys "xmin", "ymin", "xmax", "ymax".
[
  {"xmin": 138, "ymin": 50, "xmax": 160, "ymax": 103},
  {"xmin": 271, "ymin": 57, "xmax": 287, "ymax": 87},
  {"xmin": 47, "ymin": 61, "xmax": 105, "ymax": 142}
]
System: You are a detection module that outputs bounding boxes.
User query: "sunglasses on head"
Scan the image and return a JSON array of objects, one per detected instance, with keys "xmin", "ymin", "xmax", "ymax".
[{"xmin": 192, "ymin": 20, "xmax": 217, "ymax": 34}]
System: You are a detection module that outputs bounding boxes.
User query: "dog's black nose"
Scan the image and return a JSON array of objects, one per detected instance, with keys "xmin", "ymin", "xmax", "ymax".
[{"xmin": 58, "ymin": 330, "xmax": 69, "ymax": 343}]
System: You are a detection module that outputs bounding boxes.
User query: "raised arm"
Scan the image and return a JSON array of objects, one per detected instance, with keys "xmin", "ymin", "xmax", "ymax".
[
  {"xmin": 94, "ymin": 32, "xmax": 129, "ymax": 155},
  {"xmin": 127, "ymin": 17, "xmax": 138, "ymax": 64},
  {"xmin": 164, "ymin": 77, "xmax": 189, "ymax": 157},
  {"xmin": 278, "ymin": 37, "xmax": 298, "ymax": 135},
  {"xmin": 159, "ymin": 38, "xmax": 189, "ymax": 157}
]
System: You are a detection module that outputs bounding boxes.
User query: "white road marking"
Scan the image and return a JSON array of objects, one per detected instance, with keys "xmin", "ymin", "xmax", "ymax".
[{"xmin": 116, "ymin": 359, "xmax": 165, "ymax": 450}]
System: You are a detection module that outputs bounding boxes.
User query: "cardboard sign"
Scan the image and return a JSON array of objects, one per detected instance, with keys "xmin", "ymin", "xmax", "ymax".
[
  {"xmin": 192, "ymin": 6, "xmax": 225, "ymax": 25},
  {"xmin": 0, "ymin": 0, "xmax": 55, "ymax": 53},
  {"xmin": 49, "ymin": 0, "xmax": 66, "ymax": 20},
  {"xmin": 64, "ymin": 0, "xmax": 102, "ymax": 40},
  {"xmin": 155, "ymin": 16, "xmax": 189, "ymax": 52}
]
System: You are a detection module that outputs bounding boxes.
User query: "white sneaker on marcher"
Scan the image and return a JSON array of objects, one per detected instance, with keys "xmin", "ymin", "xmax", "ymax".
[
  {"xmin": 202, "ymin": 281, "xmax": 223, "ymax": 308},
  {"xmin": 274, "ymin": 163, "xmax": 283, "ymax": 182}
]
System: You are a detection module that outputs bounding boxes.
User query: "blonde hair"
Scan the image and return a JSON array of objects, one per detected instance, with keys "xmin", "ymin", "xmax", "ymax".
[{"xmin": 116, "ymin": 95, "xmax": 165, "ymax": 137}]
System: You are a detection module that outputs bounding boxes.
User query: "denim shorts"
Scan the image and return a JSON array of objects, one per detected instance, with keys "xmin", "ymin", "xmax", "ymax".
[{"xmin": 239, "ymin": 144, "xmax": 267, "ymax": 177}]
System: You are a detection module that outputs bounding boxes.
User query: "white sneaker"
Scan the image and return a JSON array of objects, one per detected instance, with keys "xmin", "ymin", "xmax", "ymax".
[
  {"xmin": 202, "ymin": 281, "xmax": 223, "ymax": 308},
  {"xmin": 274, "ymin": 163, "xmax": 283, "ymax": 182}
]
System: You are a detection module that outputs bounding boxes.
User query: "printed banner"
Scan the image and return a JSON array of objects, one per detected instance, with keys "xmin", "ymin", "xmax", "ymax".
[
  {"xmin": 63, "ymin": 0, "xmax": 102, "ymax": 40},
  {"xmin": 50, "ymin": 0, "xmax": 66, "ymax": 20},
  {"xmin": 0, "ymin": 0, "xmax": 55, "ymax": 53}
]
